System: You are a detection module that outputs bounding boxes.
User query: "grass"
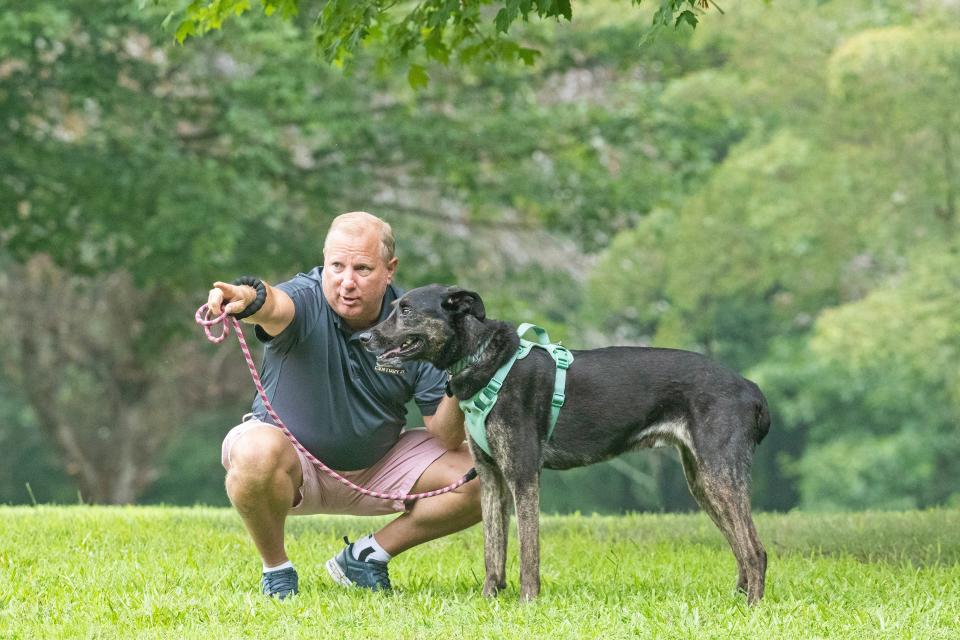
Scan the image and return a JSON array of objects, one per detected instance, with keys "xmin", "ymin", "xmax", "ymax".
[{"xmin": 1, "ymin": 507, "xmax": 958, "ymax": 639}]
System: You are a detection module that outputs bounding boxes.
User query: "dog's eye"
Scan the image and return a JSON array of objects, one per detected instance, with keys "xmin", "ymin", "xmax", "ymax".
[{"xmin": 399, "ymin": 306, "xmax": 411, "ymax": 317}]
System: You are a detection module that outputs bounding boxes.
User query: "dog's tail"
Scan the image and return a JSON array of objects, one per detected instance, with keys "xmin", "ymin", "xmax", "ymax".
[{"xmin": 752, "ymin": 383, "xmax": 771, "ymax": 445}]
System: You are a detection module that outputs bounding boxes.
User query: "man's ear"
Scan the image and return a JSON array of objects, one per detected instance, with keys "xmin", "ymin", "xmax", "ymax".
[{"xmin": 441, "ymin": 288, "xmax": 486, "ymax": 321}]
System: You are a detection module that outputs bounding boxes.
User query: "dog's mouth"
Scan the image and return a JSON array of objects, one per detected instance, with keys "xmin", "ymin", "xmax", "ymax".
[{"xmin": 377, "ymin": 336, "xmax": 425, "ymax": 363}]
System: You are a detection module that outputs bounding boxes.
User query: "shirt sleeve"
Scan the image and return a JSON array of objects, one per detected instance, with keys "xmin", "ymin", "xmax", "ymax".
[
  {"xmin": 413, "ymin": 362, "xmax": 448, "ymax": 416},
  {"xmin": 253, "ymin": 276, "xmax": 321, "ymax": 356}
]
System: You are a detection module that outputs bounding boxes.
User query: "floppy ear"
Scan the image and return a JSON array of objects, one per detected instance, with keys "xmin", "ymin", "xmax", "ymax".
[{"xmin": 441, "ymin": 288, "xmax": 486, "ymax": 321}]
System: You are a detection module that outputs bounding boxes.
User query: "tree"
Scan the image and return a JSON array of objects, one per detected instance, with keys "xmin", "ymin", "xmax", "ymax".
[
  {"xmin": 159, "ymin": 0, "xmax": 733, "ymax": 83},
  {"xmin": 2, "ymin": 0, "xmax": 709, "ymax": 504},
  {"xmin": 795, "ymin": 250, "xmax": 960, "ymax": 509},
  {"xmin": 0, "ymin": 1, "xmax": 317, "ymax": 502},
  {"xmin": 585, "ymin": 1, "xmax": 960, "ymax": 510}
]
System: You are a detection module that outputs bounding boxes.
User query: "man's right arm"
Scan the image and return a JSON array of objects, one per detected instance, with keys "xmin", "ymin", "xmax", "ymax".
[{"xmin": 207, "ymin": 280, "xmax": 295, "ymax": 337}]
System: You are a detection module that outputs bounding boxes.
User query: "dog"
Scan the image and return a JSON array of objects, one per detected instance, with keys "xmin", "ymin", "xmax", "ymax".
[{"xmin": 360, "ymin": 285, "xmax": 770, "ymax": 604}]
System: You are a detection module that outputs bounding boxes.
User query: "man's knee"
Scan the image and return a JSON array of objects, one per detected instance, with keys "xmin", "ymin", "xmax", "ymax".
[{"xmin": 226, "ymin": 426, "xmax": 300, "ymax": 486}]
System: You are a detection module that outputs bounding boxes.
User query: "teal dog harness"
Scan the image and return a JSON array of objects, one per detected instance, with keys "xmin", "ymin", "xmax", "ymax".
[{"xmin": 457, "ymin": 323, "xmax": 574, "ymax": 457}]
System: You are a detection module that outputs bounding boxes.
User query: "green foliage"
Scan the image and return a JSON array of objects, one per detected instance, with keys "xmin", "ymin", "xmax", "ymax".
[
  {"xmin": 796, "ymin": 251, "xmax": 960, "ymax": 510},
  {"xmin": 4, "ymin": 0, "xmax": 960, "ymax": 512},
  {"xmin": 159, "ymin": 0, "xmax": 728, "ymax": 85},
  {"xmin": 3, "ymin": 507, "xmax": 960, "ymax": 637},
  {"xmin": 0, "ymin": 379, "xmax": 75, "ymax": 505},
  {"xmin": 588, "ymin": 0, "xmax": 960, "ymax": 511}
]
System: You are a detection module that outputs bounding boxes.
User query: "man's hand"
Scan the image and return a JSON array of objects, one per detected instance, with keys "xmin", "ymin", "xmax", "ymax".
[
  {"xmin": 208, "ymin": 281, "xmax": 258, "ymax": 317},
  {"xmin": 207, "ymin": 280, "xmax": 296, "ymax": 336}
]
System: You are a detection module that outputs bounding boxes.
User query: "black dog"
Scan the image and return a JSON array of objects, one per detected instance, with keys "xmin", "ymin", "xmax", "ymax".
[{"xmin": 361, "ymin": 285, "xmax": 770, "ymax": 604}]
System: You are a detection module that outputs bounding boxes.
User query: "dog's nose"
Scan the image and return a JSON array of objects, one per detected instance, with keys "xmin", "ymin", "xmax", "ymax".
[{"xmin": 358, "ymin": 331, "xmax": 372, "ymax": 345}]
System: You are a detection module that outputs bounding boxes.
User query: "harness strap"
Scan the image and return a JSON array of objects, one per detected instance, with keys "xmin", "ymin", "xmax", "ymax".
[{"xmin": 459, "ymin": 324, "xmax": 573, "ymax": 457}]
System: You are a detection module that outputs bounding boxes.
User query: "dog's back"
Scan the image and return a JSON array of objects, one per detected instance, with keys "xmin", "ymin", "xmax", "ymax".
[{"xmin": 497, "ymin": 345, "xmax": 770, "ymax": 468}]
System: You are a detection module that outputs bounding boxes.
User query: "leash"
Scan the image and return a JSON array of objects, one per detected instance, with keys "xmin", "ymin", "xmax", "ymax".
[{"xmin": 195, "ymin": 304, "xmax": 477, "ymax": 502}]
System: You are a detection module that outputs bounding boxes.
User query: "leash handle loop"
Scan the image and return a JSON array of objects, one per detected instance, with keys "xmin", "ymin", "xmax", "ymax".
[{"xmin": 195, "ymin": 303, "xmax": 476, "ymax": 502}]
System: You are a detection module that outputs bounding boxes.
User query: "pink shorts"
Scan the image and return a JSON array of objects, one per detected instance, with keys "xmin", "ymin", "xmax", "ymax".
[{"xmin": 221, "ymin": 417, "xmax": 449, "ymax": 516}]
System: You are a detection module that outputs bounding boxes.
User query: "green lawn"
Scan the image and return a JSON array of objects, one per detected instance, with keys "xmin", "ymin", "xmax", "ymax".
[{"xmin": 1, "ymin": 507, "xmax": 957, "ymax": 639}]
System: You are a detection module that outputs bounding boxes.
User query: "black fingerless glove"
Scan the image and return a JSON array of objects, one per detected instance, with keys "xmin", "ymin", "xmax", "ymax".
[{"xmin": 230, "ymin": 276, "xmax": 267, "ymax": 320}]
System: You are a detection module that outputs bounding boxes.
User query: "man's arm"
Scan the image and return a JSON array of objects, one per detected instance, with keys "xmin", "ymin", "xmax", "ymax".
[
  {"xmin": 207, "ymin": 280, "xmax": 295, "ymax": 337},
  {"xmin": 422, "ymin": 395, "xmax": 466, "ymax": 451}
]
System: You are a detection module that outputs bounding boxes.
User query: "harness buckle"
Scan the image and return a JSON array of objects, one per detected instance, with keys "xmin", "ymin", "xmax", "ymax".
[
  {"xmin": 551, "ymin": 392, "xmax": 565, "ymax": 409},
  {"xmin": 554, "ymin": 348, "xmax": 572, "ymax": 370}
]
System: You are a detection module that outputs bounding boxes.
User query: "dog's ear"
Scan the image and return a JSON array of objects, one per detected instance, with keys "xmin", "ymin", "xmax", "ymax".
[{"xmin": 441, "ymin": 288, "xmax": 486, "ymax": 321}]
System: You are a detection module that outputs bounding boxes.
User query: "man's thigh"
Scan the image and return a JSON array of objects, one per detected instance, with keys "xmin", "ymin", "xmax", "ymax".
[
  {"xmin": 408, "ymin": 442, "xmax": 473, "ymax": 494},
  {"xmin": 292, "ymin": 428, "xmax": 452, "ymax": 516}
]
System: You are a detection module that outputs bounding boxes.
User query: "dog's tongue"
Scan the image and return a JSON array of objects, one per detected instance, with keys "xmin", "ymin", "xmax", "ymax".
[{"xmin": 379, "ymin": 346, "xmax": 403, "ymax": 360}]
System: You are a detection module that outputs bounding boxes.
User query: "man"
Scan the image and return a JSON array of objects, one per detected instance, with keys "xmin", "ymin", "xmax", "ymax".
[{"xmin": 207, "ymin": 211, "xmax": 481, "ymax": 599}]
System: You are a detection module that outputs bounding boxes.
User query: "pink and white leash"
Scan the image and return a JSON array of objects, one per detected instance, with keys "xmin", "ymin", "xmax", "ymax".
[{"xmin": 195, "ymin": 304, "xmax": 477, "ymax": 502}]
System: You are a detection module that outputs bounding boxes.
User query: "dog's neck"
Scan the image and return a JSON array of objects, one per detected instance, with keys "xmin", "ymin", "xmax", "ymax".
[
  {"xmin": 445, "ymin": 319, "xmax": 519, "ymax": 400},
  {"xmin": 446, "ymin": 332, "xmax": 496, "ymax": 377}
]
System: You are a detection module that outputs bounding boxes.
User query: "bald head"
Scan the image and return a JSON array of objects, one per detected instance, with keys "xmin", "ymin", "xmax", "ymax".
[{"xmin": 324, "ymin": 211, "xmax": 396, "ymax": 263}]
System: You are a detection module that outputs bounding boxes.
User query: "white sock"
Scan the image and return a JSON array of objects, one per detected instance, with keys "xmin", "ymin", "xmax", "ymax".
[
  {"xmin": 351, "ymin": 534, "xmax": 392, "ymax": 563},
  {"xmin": 263, "ymin": 560, "xmax": 294, "ymax": 573}
]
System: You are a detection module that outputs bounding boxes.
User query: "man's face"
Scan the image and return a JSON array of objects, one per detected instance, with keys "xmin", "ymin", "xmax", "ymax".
[{"xmin": 322, "ymin": 227, "xmax": 397, "ymax": 331}]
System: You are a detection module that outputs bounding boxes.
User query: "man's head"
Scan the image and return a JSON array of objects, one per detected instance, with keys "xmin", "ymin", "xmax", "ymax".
[{"xmin": 322, "ymin": 211, "xmax": 398, "ymax": 331}]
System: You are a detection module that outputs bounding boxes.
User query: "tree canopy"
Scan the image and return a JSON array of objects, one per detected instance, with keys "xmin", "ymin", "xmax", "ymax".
[{"xmin": 159, "ymin": 0, "xmax": 736, "ymax": 84}]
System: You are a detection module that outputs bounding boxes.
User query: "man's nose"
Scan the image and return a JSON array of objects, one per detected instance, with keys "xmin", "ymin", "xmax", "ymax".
[{"xmin": 341, "ymin": 269, "xmax": 357, "ymax": 288}]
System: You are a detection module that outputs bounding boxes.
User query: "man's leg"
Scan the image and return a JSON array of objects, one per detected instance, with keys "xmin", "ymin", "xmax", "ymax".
[
  {"xmin": 373, "ymin": 442, "xmax": 482, "ymax": 555},
  {"xmin": 325, "ymin": 436, "xmax": 481, "ymax": 591},
  {"xmin": 224, "ymin": 424, "xmax": 303, "ymax": 567}
]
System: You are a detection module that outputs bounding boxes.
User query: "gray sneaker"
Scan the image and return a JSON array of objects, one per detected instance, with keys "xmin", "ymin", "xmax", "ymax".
[
  {"xmin": 325, "ymin": 537, "xmax": 392, "ymax": 592},
  {"xmin": 261, "ymin": 566, "xmax": 299, "ymax": 599}
]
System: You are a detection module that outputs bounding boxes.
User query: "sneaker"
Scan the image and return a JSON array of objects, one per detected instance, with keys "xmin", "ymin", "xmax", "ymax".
[
  {"xmin": 325, "ymin": 537, "xmax": 392, "ymax": 592},
  {"xmin": 261, "ymin": 566, "xmax": 299, "ymax": 599}
]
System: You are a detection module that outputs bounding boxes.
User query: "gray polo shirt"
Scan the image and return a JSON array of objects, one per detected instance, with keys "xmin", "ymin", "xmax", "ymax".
[{"xmin": 250, "ymin": 267, "xmax": 447, "ymax": 471}]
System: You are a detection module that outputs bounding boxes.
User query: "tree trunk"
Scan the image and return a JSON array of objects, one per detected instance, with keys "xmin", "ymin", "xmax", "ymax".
[{"xmin": 1, "ymin": 255, "xmax": 242, "ymax": 504}]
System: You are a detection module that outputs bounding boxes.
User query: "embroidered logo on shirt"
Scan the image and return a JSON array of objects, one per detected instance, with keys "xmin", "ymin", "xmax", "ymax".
[{"xmin": 375, "ymin": 364, "xmax": 406, "ymax": 375}]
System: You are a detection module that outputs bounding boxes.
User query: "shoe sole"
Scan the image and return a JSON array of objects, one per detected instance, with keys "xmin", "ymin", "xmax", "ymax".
[{"xmin": 325, "ymin": 556, "xmax": 354, "ymax": 588}]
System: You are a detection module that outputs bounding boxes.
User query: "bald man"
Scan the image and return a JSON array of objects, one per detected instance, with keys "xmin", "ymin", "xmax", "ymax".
[{"xmin": 208, "ymin": 212, "xmax": 480, "ymax": 598}]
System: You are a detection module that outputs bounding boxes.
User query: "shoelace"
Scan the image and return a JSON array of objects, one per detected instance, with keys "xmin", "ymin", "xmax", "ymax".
[
  {"xmin": 364, "ymin": 561, "xmax": 391, "ymax": 590},
  {"xmin": 343, "ymin": 537, "xmax": 392, "ymax": 589},
  {"xmin": 262, "ymin": 568, "xmax": 297, "ymax": 595}
]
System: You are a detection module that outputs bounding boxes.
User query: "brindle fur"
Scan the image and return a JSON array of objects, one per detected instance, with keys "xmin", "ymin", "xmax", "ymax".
[{"xmin": 361, "ymin": 285, "xmax": 771, "ymax": 604}]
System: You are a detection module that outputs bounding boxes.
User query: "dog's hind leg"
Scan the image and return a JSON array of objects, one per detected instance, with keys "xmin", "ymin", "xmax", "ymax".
[
  {"xmin": 476, "ymin": 457, "xmax": 510, "ymax": 597},
  {"xmin": 508, "ymin": 471, "xmax": 541, "ymax": 602},
  {"xmin": 679, "ymin": 444, "xmax": 767, "ymax": 604}
]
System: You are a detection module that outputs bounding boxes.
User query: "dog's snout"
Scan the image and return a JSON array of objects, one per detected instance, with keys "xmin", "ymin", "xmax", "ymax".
[{"xmin": 358, "ymin": 331, "xmax": 372, "ymax": 346}]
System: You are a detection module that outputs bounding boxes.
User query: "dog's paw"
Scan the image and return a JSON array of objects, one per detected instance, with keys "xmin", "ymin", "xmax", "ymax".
[{"xmin": 481, "ymin": 577, "xmax": 506, "ymax": 598}]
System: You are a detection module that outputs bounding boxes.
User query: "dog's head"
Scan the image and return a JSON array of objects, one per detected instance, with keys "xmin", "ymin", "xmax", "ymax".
[{"xmin": 360, "ymin": 284, "xmax": 485, "ymax": 369}]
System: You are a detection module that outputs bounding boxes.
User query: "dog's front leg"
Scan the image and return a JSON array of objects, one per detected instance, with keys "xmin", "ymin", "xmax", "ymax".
[
  {"xmin": 476, "ymin": 458, "xmax": 509, "ymax": 597},
  {"xmin": 510, "ymin": 472, "xmax": 541, "ymax": 602}
]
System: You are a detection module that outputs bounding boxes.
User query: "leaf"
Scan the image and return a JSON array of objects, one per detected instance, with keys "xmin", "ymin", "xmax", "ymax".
[
  {"xmin": 517, "ymin": 46, "xmax": 540, "ymax": 65},
  {"xmin": 407, "ymin": 63, "xmax": 430, "ymax": 90},
  {"xmin": 494, "ymin": 8, "xmax": 514, "ymax": 34},
  {"xmin": 675, "ymin": 10, "xmax": 698, "ymax": 29},
  {"xmin": 174, "ymin": 19, "xmax": 196, "ymax": 43},
  {"xmin": 424, "ymin": 29, "xmax": 451, "ymax": 64},
  {"xmin": 551, "ymin": 0, "xmax": 573, "ymax": 21}
]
